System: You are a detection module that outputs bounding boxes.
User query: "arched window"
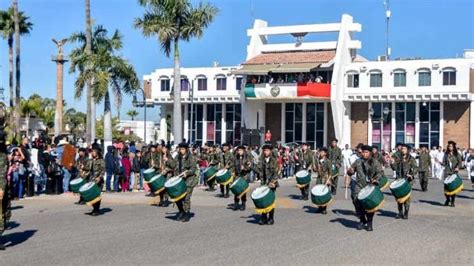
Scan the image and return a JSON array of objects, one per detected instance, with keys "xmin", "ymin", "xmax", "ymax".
[
  {"xmin": 215, "ymin": 74, "xmax": 227, "ymax": 91},
  {"xmin": 369, "ymin": 69, "xmax": 383, "ymax": 87},
  {"xmin": 346, "ymin": 70, "xmax": 359, "ymax": 88},
  {"xmin": 442, "ymin": 67, "xmax": 456, "ymax": 86},
  {"xmin": 417, "ymin": 68, "xmax": 431, "ymax": 86},
  {"xmin": 393, "ymin": 69, "xmax": 406, "ymax": 87},
  {"xmin": 159, "ymin": 75, "xmax": 170, "ymax": 92},
  {"xmin": 196, "ymin": 74, "xmax": 207, "ymax": 91}
]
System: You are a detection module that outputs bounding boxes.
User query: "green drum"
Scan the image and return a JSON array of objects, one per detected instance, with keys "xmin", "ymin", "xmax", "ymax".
[
  {"xmin": 143, "ymin": 168, "xmax": 156, "ymax": 182},
  {"xmin": 331, "ymin": 164, "xmax": 339, "ymax": 177},
  {"xmin": 295, "ymin": 170, "xmax": 311, "ymax": 187},
  {"xmin": 165, "ymin": 176, "xmax": 187, "ymax": 202},
  {"xmin": 311, "ymin": 185, "xmax": 332, "ymax": 207},
  {"xmin": 148, "ymin": 174, "xmax": 166, "ymax": 194},
  {"xmin": 203, "ymin": 166, "xmax": 218, "ymax": 181},
  {"xmin": 79, "ymin": 182, "xmax": 101, "ymax": 206},
  {"xmin": 378, "ymin": 175, "xmax": 390, "ymax": 191},
  {"xmin": 389, "ymin": 178, "xmax": 412, "ymax": 203},
  {"xmin": 70, "ymin": 178, "xmax": 85, "ymax": 193},
  {"xmin": 215, "ymin": 169, "xmax": 233, "ymax": 185},
  {"xmin": 357, "ymin": 185, "xmax": 384, "ymax": 212},
  {"xmin": 251, "ymin": 186, "xmax": 276, "ymax": 214},
  {"xmin": 444, "ymin": 174, "xmax": 464, "ymax": 196},
  {"xmin": 230, "ymin": 177, "xmax": 249, "ymax": 198}
]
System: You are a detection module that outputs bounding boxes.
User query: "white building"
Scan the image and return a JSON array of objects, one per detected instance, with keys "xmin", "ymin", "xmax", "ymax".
[
  {"xmin": 144, "ymin": 14, "xmax": 474, "ymax": 150},
  {"xmin": 118, "ymin": 120, "xmax": 159, "ymax": 144}
]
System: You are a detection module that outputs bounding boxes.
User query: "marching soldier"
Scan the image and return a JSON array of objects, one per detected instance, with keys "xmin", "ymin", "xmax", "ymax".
[
  {"xmin": 346, "ymin": 145, "xmax": 383, "ymax": 231},
  {"xmin": 255, "ymin": 144, "xmax": 279, "ymax": 225},
  {"xmin": 84, "ymin": 147, "xmax": 105, "ymax": 216},
  {"xmin": 314, "ymin": 147, "xmax": 332, "ymax": 214},
  {"xmin": 391, "ymin": 144, "xmax": 418, "ymax": 219},
  {"xmin": 296, "ymin": 142, "xmax": 313, "ymax": 200},
  {"xmin": 418, "ymin": 146, "xmax": 432, "ymax": 192},
  {"xmin": 441, "ymin": 140, "xmax": 463, "ymax": 207},
  {"xmin": 328, "ymin": 139, "xmax": 342, "ymax": 195},
  {"xmin": 206, "ymin": 145, "xmax": 220, "ymax": 191},
  {"xmin": 219, "ymin": 143, "xmax": 234, "ymax": 198},
  {"xmin": 75, "ymin": 148, "xmax": 90, "ymax": 205},
  {"xmin": 0, "ymin": 104, "xmax": 10, "ymax": 250},
  {"xmin": 233, "ymin": 145, "xmax": 252, "ymax": 211},
  {"xmin": 175, "ymin": 143, "xmax": 198, "ymax": 222},
  {"xmin": 372, "ymin": 146, "xmax": 385, "ymax": 167},
  {"xmin": 158, "ymin": 145, "xmax": 175, "ymax": 207}
]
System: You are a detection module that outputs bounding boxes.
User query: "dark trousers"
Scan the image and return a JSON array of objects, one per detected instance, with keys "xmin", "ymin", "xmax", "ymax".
[
  {"xmin": 299, "ymin": 185, "xmax": 309, "ymax": 199},
  {"xmin": 331, "ymin": 175, "xmax": 338, "ymax": 195},
  {"xmin": 445, "ymin": 194, "xmax": 456, "ymax": 204},
  {"xmin": 234, "ymin": 193, "xmax": 247, "ymax": 205},
  {"xmin": 220, "ymin": 184, "xmax": 229, "ymax": 196},
  {"xmin": 261, "ymin": 187, "xmax": 276, "ymax": 222},
  {"xmin": 207, "ymin": 178, "xmax": 215, "ymax": 190},
  {"xmin": 352, "ymin": 194, "xmax": 374, "ymax": 224},
  {"xmin": 92, "ymin": 200, "xmax": 101, "ymax": 213},
  {"xmin": 397, "ymin": 197, "xmax": 410, "ymax": 214},
  {"xmin": 419, "ymin": 172, "xmax": 429, "ymax": 191}
]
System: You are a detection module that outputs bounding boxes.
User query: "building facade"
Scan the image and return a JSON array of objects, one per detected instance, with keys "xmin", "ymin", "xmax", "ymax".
[{"xmin": 144, "ymin": 14, "xmax": 474, "ymax": 150}]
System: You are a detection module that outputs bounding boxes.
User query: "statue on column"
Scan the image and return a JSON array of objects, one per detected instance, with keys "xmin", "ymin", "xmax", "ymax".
[{"xmin": 52, "ymin": 38, "xmax": 68, "ymax": 55}]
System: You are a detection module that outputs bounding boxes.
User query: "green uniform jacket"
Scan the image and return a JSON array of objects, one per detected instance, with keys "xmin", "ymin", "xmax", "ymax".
[
  {"xmin": 144, "ymin": 152, "xmax": 161, "ymax": 170},
  {"xmin": 176, "ymin": 152, "xmax": 198, "ymax": 188},
  {"xmin": 350, "ymin": 158, "xmax": 384, "ymax": 195},
  {"xmin": 328, "ymin": 146, "xmax": 342, "ymax": 167},
  {"xmin": 220, "ymin": 151, "xmax": 235, "ymax": 172},
  {"xmin": 233, "ymin": 154, "xmax": 252, "ymax": 181},
  {"xmin": 161, "ymin": 152, "xmax": 176, "ymax": 177},
  {"xmin": 297, "ymin": 150, "xmax": 314, "ymax": 170},
  {"xmin": 373, "ymin": 152, "xmax": 385, "ymax": 166},
  {"xmin": 418, "ymin": 153, "xmax": 432, "ymax": 173},
  {"xmin": 442, "ymin": 153, "xmax": 462, "ymax": 178},
  {"xmin": 256, "ymin": 156, "xmax": 279, "ymax": 187},
  {"xmin": 316, "ymin": 158, "xmax": 332, "ymax": 184},
  {"xmin": 85, "ymin": 157, "xmax": 105, "ymax": 185},
  {"xmin": 207, "ymin": 152, "xmax": 220, "ymax": 166},
  {"xmin": 76, "ymin": 156, "xmax": 90, "ymax": 179},
  {"xmin": 391, "ymin": 155, "xmax": 418, "ymax": 184},
  {"xmin": 1, "ymin": 152, "xmax": 11, "ymax": 234}
]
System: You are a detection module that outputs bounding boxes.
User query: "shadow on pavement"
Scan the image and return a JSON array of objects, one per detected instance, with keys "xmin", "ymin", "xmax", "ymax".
[
  {"xmin": 332, "ymin": 209, "xmax": 355, "ymax": 216},
  {"xmin": 377, "ymin": 209, "xmax": 398, "ymax": 218},
  {"xmin": 302, "ymin": 205, "xmax": 318, "ymax": 214},
  {"xmin": 3, "ymin": 230, "xmax": 37, "ymax": 248},
  {"xmin": 419, "ymin": 199, "xmax": 444, "ymax": 206},
  {"xmin": 412, "ymin": 188, "xmax": 423, "ymax": 192},
  {"xmin": 288, "ymin": 194, "xmax": 303, "ymax": 200},
  {"xmin": 6, "ymin": 221, "xmax": 20, "ymax": 230},
  {"xmin": 165, "ymin": 212, "xmax": 195, "ymax": 221},
  {"xmin": 10, "ymin": 206, "xmax": 24, "ymax": 211},
  {"xmin": 456, "ymin": 194, "xmax": 473, "ymax": 199},
  {"xmin": 330, "ymin": 218, "xmax": 359, "ymax": 229},
  {"xmin": 245, "ymin": 214, "xmax": 261, "ymax": 224}
]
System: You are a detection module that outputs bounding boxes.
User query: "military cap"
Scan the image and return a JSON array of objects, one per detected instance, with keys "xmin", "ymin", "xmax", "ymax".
[
  {"xmin": 262, "ymin": 144, "xmax": 273, "ymax": 150},
  {"xmin": 361, "ymin": 145, "xmax": 372, "ymax": 151},
  {"xmin": 319, "ymin": 147, "xmax": 328, "ymax": 152},
  {"xmin": 178, "ymin": 142, "xmax": 189, "ymax": 149},
  {"xmin": 236, "ymin": 145, "xmax": 246, "ymax": 150}
]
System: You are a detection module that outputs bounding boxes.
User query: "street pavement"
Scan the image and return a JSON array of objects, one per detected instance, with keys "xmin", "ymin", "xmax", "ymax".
[{"xmin": 1, "ymin": 173, "xmax": 473, "ymax": 265}]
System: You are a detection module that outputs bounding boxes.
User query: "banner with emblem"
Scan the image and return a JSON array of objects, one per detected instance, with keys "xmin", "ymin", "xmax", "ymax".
[{"xmin": 244, "ymin": 82, "xmax": 331, "ymax": 99}]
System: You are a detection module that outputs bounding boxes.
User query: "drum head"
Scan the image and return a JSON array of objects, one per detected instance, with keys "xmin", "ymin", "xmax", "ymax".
[
  {"xmin": 79, "ymin": 182, "xmax": 95, "ymax": 192},
  {"xmin": 444, "ymin": 174, "xmax": 457, "ymax": 184},
  {"xmin": 144, "ymin": 168, "xmax": 155, "ymax": 174},
  {"xmin": 358, "ymin": 185, "xmax": 374, "ymax": 200},
  {"xmin": 311, "ymin": 184, "xmax": 329, "ymax": 196},
  {"xmin": 389, "ymin": 178, "xmax": 406, "ymax": 189},
  {"xmin": 251, "ymin": 186, "xmax": 270, "ymax": 199},
  {"xmin": 216, "ymin": 169, "xmax": 228, "ymax": 176},
  {"xmin": 296, "ymin": 170, "xmax": 308, "ymax": 178},
  {"xmin": 150, "ymin": 175, "xmax": 161, "ymax": 182},
  {"xmin": 165, "ymin": 176, "xmax": 182, "ymax": 187},
  {"xmin": 70, "ymin": 178, "xmax": 84, "ymax": 185}
]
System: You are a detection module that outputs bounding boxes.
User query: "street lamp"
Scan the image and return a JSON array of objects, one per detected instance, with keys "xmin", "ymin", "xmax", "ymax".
[{"xmin": 133, "ymin": 88, "xmax": 150, "ymax": 144}]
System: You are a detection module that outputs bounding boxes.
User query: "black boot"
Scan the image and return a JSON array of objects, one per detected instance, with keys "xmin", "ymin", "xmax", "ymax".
[
  {"xmin": 366, "ymin": 222, "xmax": 373, "ymax": 231},
  {"xmin": 224, "ymin": 186, "xmax": 230, "ymax": 198},
  {"xmin": 268, "ymin": 210, "xmax": 274, "ymax": 225},
  {"xmin": 158, "ymin": 194, "xmax": 164, "ymax": 207},
  {"xmin": 0, "ymin": 241, "xmax": 4, "ymax": 251},
  {"xmin": 321, "ymin": 207, "xmax": 327, "ymax": 215},
  {"xmin": 450, "ymin": 196, "xmax": 455, "ymax": 207},
  {"xmin": 444, "ymin": 197, "xmax": 450, "ymax": 206},
  {"xmin": 259, "ymin": 214, "xmax": 268, "ymax": 225},
  {"xmin": 403, "ymin": 205, "xmax": 409, "ymax": 220},
  {"xmin": 240, "ymin": 202, "xmax": 246, "ymax": 211},
  {"xmin": 357, "ymin": 222, "xmax": 364, "ymax": 230},
  {"xmin": 396, "ymin": 204, "xmax": 403, "ymax": 219},
  {"xmin": 176, "ymin": 211, "xmax": 184, "ymax": 221},
  {"xmin": 233, "ymin": 199, "xmax": 239, "ymax": 211},
  {"xmin": 182, "ymin": 211, "xmax": 191, "ymax": 222}
]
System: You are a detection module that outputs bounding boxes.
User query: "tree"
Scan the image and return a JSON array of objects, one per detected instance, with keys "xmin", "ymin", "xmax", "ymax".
[
  {"xmin": 19, "ymin": 94, "xmax": 42, "ymax": 136},
  {"xmin": 64, "ymin": 108, "xmax": 86, "ymax": 137},
  {"xmin": 135, "ymin": 0, "xmax": 218, "ymax": 143},
  {"xmin": 95, "ymin": 115, "xmax": 142, "ymax": 143},
  {"xmin": 84, "ymin": 0, "xmax": 94, "ymax": 144},
  {"xmin": 126, "ymin": 109, "xmax": 139, "ymax": 121},
  {"xmin": 0, "ymin": 6, "xmax": 33, "ymax": 134},
  {"xmin": 69, "ymin": 25, "xmax": 139, "ymax": 147},
  {"xmin": 13, "ymin": 0, "xmax": 21, "ymax": 136}
]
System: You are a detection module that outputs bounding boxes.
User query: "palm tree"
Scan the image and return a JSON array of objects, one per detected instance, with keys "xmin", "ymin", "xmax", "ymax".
[
  {"xmin": 84, "ymin": 0, "xmax": 94, "ymax": 144},
  {"xmin": 127, "ymin": 109, "xmax": 139, "ymax": 121},
  {"xmin": 70, "ymin": 26, "xmax": 139, "ymax": 146},
  {"xmin": 20, "ymin": 94, "xmax": 42, "ymax": 137},
  {"xmin": 64, "ymin": 108, "xmax": 86, "ymax": 137},
  {"xmin": 13, "ymin": 0, "xmax": 21, "ymax": 136},
  {"xmin": 135, "ymin": 0, "xmax": 218, "ymax": 143},
  {"xmin": 0, "ymin": 6, "xmax": 33, "ymax": 135}
]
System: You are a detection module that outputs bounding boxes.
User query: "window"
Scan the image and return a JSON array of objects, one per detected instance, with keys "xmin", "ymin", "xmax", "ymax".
[
  {"xmin": 370, "ymin": 72, "xmax": 383, "ymax": 87},
  {"xmin": 393, "ymin": 70, "xmax": 406, "ymax": 87},
  {"xmin": 188, "ymin": 104, "xmax": 203, "ymax": 145},
  {"xmin": 197, "ymin": 77, "xmax": 207, "ymax": 91},
  {"xmin": 306, "ymin": 103, "xmax": 325, "ymax": 149},
  {"xmin": 206, "ymin": 104, "xmax": 222, "ymax": 145},
  {"xmin": 160, "ymin": 79, "xmax": 170, "ymax": 91},
  {"xmin": 371, "ymin": 103, "xmax": 392, "ymax": 151},
  {"xmin": 347, "ymin": 73, "xmax": 359, "ymax": 88},
  {"xmin": 180, "ymin": 78, "xmax": 189, "ymax": 91},
  {"xmin": 216, "ymin": 77, "xmax": 226, "ymax": 91},
  {"xmin": 285, "ymin": 103, "xmax": 303, "ymax": 144},
  {"xmin": 418, "ymin": 71, "xmax": 431, "ymax": 86},
  {"xmin": 236, "ymin": 77, "xmax": 243, "ymax": 90},
  {"xmin": 225, "ymin": 104, "xmax": 241, "ymax": 145},
  {"xmin": 443, "ymin": 69, "xmax": 456, "ymax": 85},
  {"xmin": 395, "ymin": 103, "xmax": 416, "ymax": 147},
  {"xmin": 419, "ymin": 102, "xmax": 440, "ymax": 148}
]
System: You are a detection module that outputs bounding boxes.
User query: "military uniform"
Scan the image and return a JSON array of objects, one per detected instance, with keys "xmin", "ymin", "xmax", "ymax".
[
  {"xmin": 206, "ymin": 148, "xmax": 220, "ymax": 191},
  {"xmin": 0, "ymin": 152, "xmax": 11, "ymax": 250},
  {"xmin": 373, "ymin": 152, "xmax": 385, "ymax": 167},
  {"xmin": 75, "ymin": 155, "xmax": 90, "ymax": 204},
  {"xmin": 349, "ymin": 152, "xmax": 384, "ymax": 231},
  {"xmin": 158, "ymin": 151, "xmax": 176, "ymax": 207},
  {"xmin": 255, "ymin": 151, "xmax": 279, "ymax": 225},
  {"xmin": 391, "ymin": 154, "xmax": 418, "ymax": 219},
  {"xmin": 175, "ymin": 147, "xmax": 198, "ymax": 222},
  {"xmin": 296, "ymin": 148, "xmax": 314, "ymax": 200},
  {"xmin": 328, "ymin": 145, "xmax": 342, "ymax": 195},
  {"xmin": 84, "ymin": 155, "xmax": 105, "ymax": 215},
  {"xmin": 418, "ymin": 151, "xmax": 431, "ymax": 192},
  {"xmin": 442, "ymin": 152, "xmax": 462, "ymax": 207},
  {"xmin": 232, "ymin": 151, "xmax": 252, "ymax": 210},
  {"xmin": 314, "ymin": 155, "xmax": 332, "ymax": 214},
  {"xmin": 219, "ymin": 148, "xmax": 234, "ymax": 198}
]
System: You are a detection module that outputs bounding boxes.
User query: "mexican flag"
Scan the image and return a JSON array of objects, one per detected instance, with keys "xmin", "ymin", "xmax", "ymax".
[{"xmin": 244, "ymin": 82, "xmax": 331, "ymax": 99}]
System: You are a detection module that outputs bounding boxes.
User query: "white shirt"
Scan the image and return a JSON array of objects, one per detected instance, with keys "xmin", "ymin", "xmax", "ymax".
[{"xmin": 342, "ymin": 148, "xmax": 353, "ymax": 162}]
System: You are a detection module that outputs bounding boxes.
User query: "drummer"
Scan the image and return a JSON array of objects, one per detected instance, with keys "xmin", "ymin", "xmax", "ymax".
[
  {"xmin": 296, "ymin": 142, "xmax": 314, "ymax": 201},
  {"xmin": 206, "ymin": 145, "xmax": 220, "ymax": 192},
  {"xmin": 219, "ymin": 143, "xmax": 234, "ymax": 198},
  {"xmin": 255, "ymin": 144, "xmax": 279, "ymax": 225},
  {"xmin": 158, "ymin": 144, "xmax": 175, "ymax": 207},
  {"xmin": 174, "ymin": 142, "xmax": 198, "ymax": 222},
  {"xmin": 328, "ymin": 139, "xmax": 342, "ymax": 195},
  {"xmin": 441, "ymin": 140, "xmax": 463, "ymax": 207},
  {"xmin": 314, "ymin": 147, "xmax": 332, "ymax": 214},
  {"xmin": 75, "ymin": 148, "xmax": 90, "ymax": 205},
  {"xmin": 84, "ymin": 147, "xmax": 105, "ymax": 216},
  {"xmin": 232, "ymin": 145, "xmax": 252, "ymax": 211},
  {"xmin": 390, "ymin": 144, "xmax": 418, "ymax": 219},
  {"xmin": 346, "ymin": 145, "xmax": 383, "ymax": 231}
]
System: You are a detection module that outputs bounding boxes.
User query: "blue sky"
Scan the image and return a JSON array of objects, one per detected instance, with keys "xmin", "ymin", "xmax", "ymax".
[{"xmin": 0, "ymin": 0, "xmax": 473, "ymax": 121}]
